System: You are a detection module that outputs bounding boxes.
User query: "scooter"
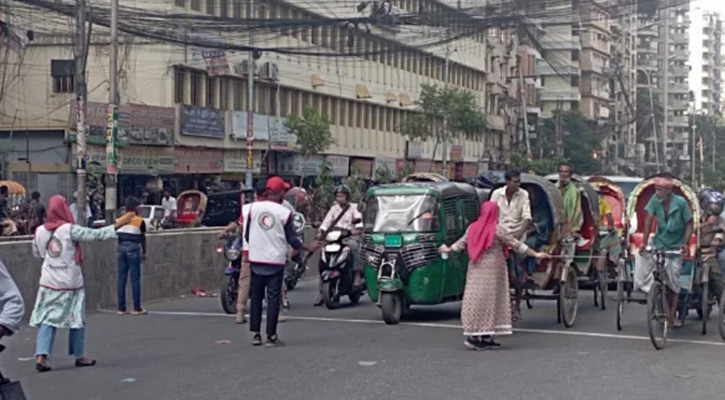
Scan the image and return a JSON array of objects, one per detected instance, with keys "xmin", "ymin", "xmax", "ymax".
[
  {"xmin": 319, "ymin": 225, "xmax": 365, "ymax": 310},
  {"xmin": 218, "ymin": 233, "xmax": 242, "ymax": 314}
]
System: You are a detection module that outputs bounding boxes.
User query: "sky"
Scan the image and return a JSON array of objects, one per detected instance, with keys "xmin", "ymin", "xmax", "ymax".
[{"xmin": 700, "ymin": 0, "xmax": 725, "ymax": 16}]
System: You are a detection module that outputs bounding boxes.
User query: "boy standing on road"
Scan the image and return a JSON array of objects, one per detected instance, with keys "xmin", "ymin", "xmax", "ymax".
[{"xmin": 116, "ymin": 197, "xmax": 148, "ymax": 315}]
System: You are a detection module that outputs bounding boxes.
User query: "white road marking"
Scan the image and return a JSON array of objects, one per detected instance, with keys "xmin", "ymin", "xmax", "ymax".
[{"xmin": 99, "ymin": 309, "xmax": 725, "ymax": 347}]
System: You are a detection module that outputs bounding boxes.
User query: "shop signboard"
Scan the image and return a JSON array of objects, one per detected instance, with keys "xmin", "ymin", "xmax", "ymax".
[
  {"xmin": 406, "ymin": 141, "xmax": 422, "ymax": 159},
  {"xmin": 174, "ymin": 147, "xmax": 225, "ymax": 174},
  {"xmin": 69, "ymin": 102, "xmax": 175, "ymax": 146},
  {"xmin": 224, "ymin": 149, "xmax": 263, "ymax": 173},
  {"xmin": 326, "ymin": 155, "xmax": 350, "ymax": 177},
  {"xmin": 269, "ymin": 117, "xmax": 297, "ymax": 150},
  {"xmin": 180, "ymin": 105, "xmax": 226, "ymax": 139},
  {"xmin": 450, "ymin": 145, "xmax": 463, "ymax": 162},
  {"xmin": 231, "ymin": 112, "xmax": 271, "ymax": 141},
  {"xmin": 80, "ymin": 145, "xmax": 175, "ymax": 175}
]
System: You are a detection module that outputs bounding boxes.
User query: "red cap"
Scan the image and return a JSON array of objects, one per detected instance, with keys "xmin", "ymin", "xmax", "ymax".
[{"xmin": 266, "ymin": 176, "xmax": 290, "ymax": 193}]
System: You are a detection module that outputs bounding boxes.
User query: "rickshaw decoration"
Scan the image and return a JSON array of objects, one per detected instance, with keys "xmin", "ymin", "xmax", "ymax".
[{"xmin": 175, "ymin": 190, "xmax": 208, "ymax": 228}]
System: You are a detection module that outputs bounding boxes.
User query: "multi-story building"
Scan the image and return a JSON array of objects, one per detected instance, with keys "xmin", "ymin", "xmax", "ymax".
[
  {"xmin": 690, "ymin": 8, "xmax": 723, "ymax": 116},
  {"xmin": 0, "ymin": 0, "xmax": 501, "ymax": 201}
]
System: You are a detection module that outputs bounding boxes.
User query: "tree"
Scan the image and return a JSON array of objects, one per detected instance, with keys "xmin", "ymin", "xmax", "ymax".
[
  {"xmin": 310, "ymin": 161, "xmax": 335, "ymax": 226},
  {"xmin": 374, "ymin": 164, "xmax": 394, "ymax": 184},
  {"xmin": 535, "ymin": 111, "xmax": 603, "ymax": 175},
  {"xmin": 286, "ymin": 106, "xmax": 334, "ymax": 183},
  {"xmin": 344, "ymin": 164, "xmax": 367, "ymax": 205},
  {"xmin": 400, "ymin": 84, "xmax": 486, "ymax": 163},
  {"xmin": 510, "ymin": 150, "xmax": 562, "ymax": 176},
  {"xmin": 397, "ymin": 162, "xmax": 414, "ymax": 180}
]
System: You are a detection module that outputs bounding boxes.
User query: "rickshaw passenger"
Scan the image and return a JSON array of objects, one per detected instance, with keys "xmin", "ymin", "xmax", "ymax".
[
  {"xmin": 596, "ymin": 191, "xmax": 618, "ymax": 272},
  {"xmin": 557, "ymin": 163, "xmax": 583, "ymax": 239},
  {"xmin": 636, "ymin": 177, "xmax": 693, "ymax": 328},
  {"xmin": 700, "ymin": 192, "xmax": 724, "ymax": 305},
  {"xmin": 522, "ymin": 186, "xmax": 552, "ymax": 285}
]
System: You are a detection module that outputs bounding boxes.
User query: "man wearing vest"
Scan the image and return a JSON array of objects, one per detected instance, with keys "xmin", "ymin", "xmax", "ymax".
[{"xmin": 246, "ymin": 177, "xmax": 318, "ymax": 347}]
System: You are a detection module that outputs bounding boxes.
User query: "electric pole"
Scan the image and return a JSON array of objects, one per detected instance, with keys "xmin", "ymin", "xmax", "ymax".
[
  {"xmin": 555, "ymin": 98, "xmax": 563, "ymax": 158},
  {"xmin": 245, "ymin": 0, "xmax": 255, "ymax": 189},
  {"xmin": 517, "ymin": 50, "xmax": 531, "ymax": 158},
  {"xmin": 105, "ymin": 0, "xmax": 119, "ymax": 224},
  {"xmin": 662, "ymin": 8, "xmax": 669, "ymax": 171},
  {"xmin": 442, "ymin": 44, "xmax": 450, "ymax": 175},
  {"xmin": 75, "ymin": 0, "xmax": 88, "ymax": 226}
]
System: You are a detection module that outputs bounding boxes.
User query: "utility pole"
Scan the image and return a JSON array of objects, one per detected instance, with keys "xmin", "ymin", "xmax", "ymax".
[
  {"xmin": 662, "ymin": 8, "xmax": 670, "ymax": 171},
  {"xmin": 517, "ymin": 50, "xmax": 531, "ymax": 159},
  {"xmin": 691, "ymin": 118, "xmax": 696, "ymax": 187},
  {"xmin": 75, "ymin": 0, "xmax": 88, "ymax": 226},
  {"xmin": 442, "ymin": 44, "xmax": 450, "ymax": 176},
  {"xmin": 245, "ymin": 0, "xmax": 255, "ymax": 189},
  {"xmin": 643, "ymin": 70, "xmax": 660, "ymax": 171},
  {"xmin": 105, "ymin": 0, "xmax": 119, "ymax": 224},
  {"xmin": 555, "ymin": 98, "xmax": 563, "ymax": 158}
]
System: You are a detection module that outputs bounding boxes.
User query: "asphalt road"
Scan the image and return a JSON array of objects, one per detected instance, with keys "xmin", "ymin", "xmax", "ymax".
[{"xmin": 2, "ymin": 278, "xmax": 725, "ymax": 400}]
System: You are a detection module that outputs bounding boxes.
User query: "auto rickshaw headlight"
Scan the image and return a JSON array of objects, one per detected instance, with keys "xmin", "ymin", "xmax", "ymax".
[
  {"xmin": 224, "ymin": 248, "xmax": 241, "ymax": 261},
  {"xmin": 326, "ymin": 231, "xmax": 342, "ymax": 241}
]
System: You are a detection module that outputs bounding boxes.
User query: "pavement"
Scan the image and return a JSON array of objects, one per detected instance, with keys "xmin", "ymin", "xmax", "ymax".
[{"xmin": 2, "ymin": 278, "xmax": 725, "ymax": 400}]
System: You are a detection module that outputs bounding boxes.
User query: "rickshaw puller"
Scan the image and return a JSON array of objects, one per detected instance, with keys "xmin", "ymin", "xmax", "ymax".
[{"xmin": 636, "ymin": 177, "xmax": 693, "ymax": 329}]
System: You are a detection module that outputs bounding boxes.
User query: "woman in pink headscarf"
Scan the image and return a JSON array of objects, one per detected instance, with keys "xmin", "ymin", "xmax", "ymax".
[
  {"xmin": 439, "ymin": 202, "xmax": 549, "ymax": 350},
  {"xmin": 31, "ymin": 195, "xmax": 129, "ymax": 373}
]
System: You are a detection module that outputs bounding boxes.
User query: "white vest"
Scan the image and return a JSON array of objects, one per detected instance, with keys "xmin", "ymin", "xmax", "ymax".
[
  {"xmin": 247, "ymin": 201, "xmax": 292, "ymax": 266},
  {"xmin": 33, "ymin": 224, "xmax": 84, "ymax": 290}
]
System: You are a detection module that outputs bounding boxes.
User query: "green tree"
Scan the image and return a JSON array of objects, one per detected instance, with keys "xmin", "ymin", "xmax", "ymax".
[
  {"xmin": 310, "ymin": 161, "xmax": 335, "ymax": 226},
  {"xmin": 374, "ymin": 164, "xmax": 394, "ymax": 184},
  {"xmin": 535, "ymin": 111, "xmax": 602, "ymax": 175},
  {"xmin": 400, "ymin": 84, "xmax": 486, "ymax": 163},
  {"xmin": 397, "ymin": 162, "xmax": 414, "ymax": 180},
  {"xmin": 510, "ymin": 150, "xmax": 562, "ymax": 176},
  {"xmin": 344, "ymin": 164, "xmax": 367, "ymax": 205},
  {"xmin": 286, "ymin": 106, "xmax": 334, "ymax": 183}
]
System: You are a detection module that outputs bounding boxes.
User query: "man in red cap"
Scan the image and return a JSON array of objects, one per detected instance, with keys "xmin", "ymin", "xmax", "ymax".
[{"xmin": 245, "ymin": 176, "xmax": 318, "ymax": 347}]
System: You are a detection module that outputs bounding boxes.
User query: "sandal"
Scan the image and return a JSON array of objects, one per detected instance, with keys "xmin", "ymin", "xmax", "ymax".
[{"xmin": 75, "ymin": 359, "xmax": 97, "ymax": 368}]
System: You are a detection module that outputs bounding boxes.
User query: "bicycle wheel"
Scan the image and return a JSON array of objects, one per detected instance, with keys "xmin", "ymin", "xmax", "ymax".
[
  {"xmin": 647, "ymin": 281, "xmax": 669, "ymax": 350},
  {"xmin": 560, "ymin": 265, "xmax": 579, "ymax": 328}
]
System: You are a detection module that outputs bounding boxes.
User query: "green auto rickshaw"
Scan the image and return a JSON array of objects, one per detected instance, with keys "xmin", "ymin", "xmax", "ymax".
[{"xmin": 361, "ymin": 182, "xmax": 480, "ymax": 324}]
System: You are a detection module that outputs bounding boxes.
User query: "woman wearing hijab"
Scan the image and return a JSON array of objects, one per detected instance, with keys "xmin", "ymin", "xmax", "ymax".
[
  {"xmin": 439, "ymin": 202, "xmax": 549, "ymax": 350},
  {"xmin": 31, "ymin": 195, "xmax": 129, "ymax": 372}
]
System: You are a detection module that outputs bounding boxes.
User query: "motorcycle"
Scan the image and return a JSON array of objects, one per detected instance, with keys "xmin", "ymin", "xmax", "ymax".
[
  {"xmin": 284, "ymin": 212, "xmax": 308, "ymax": 291},
  {"xmin": 0, "ymin": 345, "xmax": 27, "ymax": 400},
  {"xmin": 319, "ymin": 221, "xmax": 365, "ymax": 310},
  {"xmin": 218, "ymin": 233, "xmax": 242, "ymax": 314}
]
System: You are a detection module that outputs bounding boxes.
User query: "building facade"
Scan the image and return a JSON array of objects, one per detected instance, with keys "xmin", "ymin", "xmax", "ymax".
[{"xmin": 690, "ymin": 8, "xmax": 723, "ymax": 116}]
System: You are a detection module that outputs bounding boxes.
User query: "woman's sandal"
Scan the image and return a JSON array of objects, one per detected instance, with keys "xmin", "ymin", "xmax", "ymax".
[{"xmin": 75, "ymin": 359, "xmax": 97, "ymax": 368}]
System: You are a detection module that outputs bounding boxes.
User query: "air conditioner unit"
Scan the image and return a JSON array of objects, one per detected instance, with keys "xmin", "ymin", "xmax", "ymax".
[
  {"xmin": 260, "ymin": 62, "xmax": 279, "ymax": 81},
  {"xmin": 234, "ymin": 60, "xmax": 257, "ymax": 76}
]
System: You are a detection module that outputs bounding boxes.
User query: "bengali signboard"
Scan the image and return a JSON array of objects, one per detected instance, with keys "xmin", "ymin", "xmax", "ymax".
[
  {"xmin": 70, "ymin": 102, "xmax": 175, "ymax": 146},
  {"xmin": 81, "ymin": 145, "xmax": 175, "ymax": 175},
  {"xmin": 180, "ymin": 105, "xmax": 226, "ymax": 139},
  {"xmin": 174, "ymin": 147, "xmax": 225, "ymax": 174},
  {"xmin": 450, "ymin": 145, "xmax": 463, "ymax": 162},
  {"xmin": 201, "ymin": 49, "xmax": 230, "ymax": 76},
  {"xmin": 231, "ymin": 112, "xmax": 271, "ymax": 141},
  {"xmin": 326, "ymin": 155, "xmax": 350, "ymax": 177},
  {"xmin": 269, "ymin": 117, "xmax": 297, "ymax": 150},
  {"xmin": 276, "ymin": 154, "xmax": 323, "ymax": 176},
  {"xmin": 223, "ymin": 149, "xmax": 263, "ymax": 174}
]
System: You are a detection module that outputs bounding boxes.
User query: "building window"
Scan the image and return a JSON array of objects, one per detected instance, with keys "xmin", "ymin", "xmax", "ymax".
[
  {"xmin": 206, "ymin": 0, "xmax": 214, "ymax": 15},
  {"xmin": 190, "ymin": 70, "xmax": 203, "ymax": 106},
  {"xmin": 51, "ymin": 60, "xmax": 76, "ymax": 93},
  {"xmin": 175, "ymin": 0, "xmax": 185, "ymax": 7},
  {"xmin": 191, "ymin": 0, "xmax": 201, "ymax": 11},
  {"xmin": 571, "ymin": 49, "xmax": 580, "ymax": 61},
  {"xmin": 174, "ymin": 67, "xmax": 185, "ymax": 103},
  {"xmin": 571, "ymin": 75, "xmax": 579, "ymax": 87},
  {"xmin": 220, "ymin": 0, "xmax": 228, "ymax": 17},
  {"xmin": 233, "ymin": 0, "xmax": 242, "ymax": 17}
]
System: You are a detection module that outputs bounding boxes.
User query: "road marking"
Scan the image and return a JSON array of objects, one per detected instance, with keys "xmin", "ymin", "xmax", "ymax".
[{"xmin": 99, "ymin": 309, "xmax": 725, "ymax": 347}]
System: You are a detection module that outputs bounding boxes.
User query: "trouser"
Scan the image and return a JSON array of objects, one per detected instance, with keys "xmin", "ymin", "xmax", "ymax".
[
  {"xmin": 342, "ymin": 236, "xmax": 363, "ymax": 272},
  {"xmin": 117, "ymin": 242, "xmax": 142, "ymax": 311},
  {"xmin": 35, "ymin": 324, "xmax": 85, "ymax": 359},
  {"xmin": 523, "ymin": 236, "xmax": 546, "ymax": 276},
  {"xmin": 709, "ymin": 255, "xmax": 724, "ymax": 304},
  {"xmin": 236, "ymin": 254, "xmax": 251, "ymax": 315},
  {"xmin": 249, "ymin": 269, "xmax": 284, "ymax": 337}
]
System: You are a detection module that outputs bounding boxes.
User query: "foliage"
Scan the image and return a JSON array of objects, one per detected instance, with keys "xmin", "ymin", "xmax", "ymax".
[
  {"xmin": 510, "ymin": 150, "xmax": 562, "ymax": 176},
  {"xmin": 374, "ymin": 164, "xmax": 394, "ymax": 184},
  {"xmin": 400, "ymin": 83, "xmax": 486, "ymax": 157},
  {"xmin": 534, "ymin": 111, "xmax": 602, "ymax": 175},
  {"xmin": 695, "ymin": 115, "xmax": 725, "ymax": 189},
  {"xmin": 286, "ymin": 106, "xmax": 334, "ymax": 159},
  {"xmin": 310, "ymin": 161, "xmax": 335, "ymax": 225},
  {"xmin": 397, "ymin": 162, "xmax": 414, "ymax": 180},
  {"xmin": 344, "ymin": 164, "xmax": 367, "ymax": 205}
]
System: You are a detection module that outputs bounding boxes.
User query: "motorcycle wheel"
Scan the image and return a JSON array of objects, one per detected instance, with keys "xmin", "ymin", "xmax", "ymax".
[
  {"xmin": 221, "ymin": 273, "xmax": 238, "ymax": 315},
  {"xmin": 349, "ymin": 291, "xmax": 362, "ymax": 305},
  {"xmin": 322, "ymin": 280, "xmax": 340, "ymax": 310}
]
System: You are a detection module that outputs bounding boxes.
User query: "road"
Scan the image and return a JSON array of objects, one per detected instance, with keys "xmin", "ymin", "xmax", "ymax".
[{"xmin": 2, "ymin": 279, "xmax": 725, "ymax": 400}]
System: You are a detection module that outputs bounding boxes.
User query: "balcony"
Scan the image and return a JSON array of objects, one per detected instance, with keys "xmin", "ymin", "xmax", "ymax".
[
  {"xmin": 536, "ymin": 64, "xmax": 579, "ymax": 76},
  {"xmin": 669, "ymin": 116, "xmax": 689, "ymax": 127},
  {"xmin": 583, "ymin": 86, "xmax": 611, "ymax": 99},
  {"xmin": 539, "ymin": 39, "xmax": 581, "ymax": 50},
  {"xmin": 671, "ymin": 33, "xmax": 688, "ymax": 44},
  {"xmin": 669, "ymin": 65, "xmax": 689, "ymax": 76},
  {"xmin": 581, "ymin": 35, "xmax": 611, "ymax": 54},
  {"xmin": 540, "ymin": 90, "xmax": 581, "ymax": 102},
  {"xmin": 672, "ymin": 51, "xmax": 690, "ymax": 61},
  {"xmin": 667, "ymin": 83, "xmax": 689, "ymax": 94},
  {"xmin": 487, "ymin": 114, "xmax": 505, "ymax": 131},
  {"xmin": 668, "ymin": 99, "xmax": 689, "ymax": 109},
  {"xmin": 638, "ymin": 25, "xmax": 658, "ymax": 37},
  {"xmin": 637, "ymin": 43, "xmax": 658, "ymax": 54}
]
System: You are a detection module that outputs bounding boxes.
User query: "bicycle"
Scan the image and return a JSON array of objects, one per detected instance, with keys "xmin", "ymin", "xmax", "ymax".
[{"xmin": 642, "ymin": 247, "xmax": 682, "ymax": 350}]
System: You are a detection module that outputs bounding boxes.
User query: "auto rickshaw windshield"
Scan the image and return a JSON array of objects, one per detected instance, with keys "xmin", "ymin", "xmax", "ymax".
[{"xmin": 364, "ymin": 194, "xmax": 438, "ymax": 232}]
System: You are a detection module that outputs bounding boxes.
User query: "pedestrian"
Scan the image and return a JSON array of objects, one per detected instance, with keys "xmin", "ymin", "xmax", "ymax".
[
  {"xmin": 116, "ymin": 196, "xmax": 148, "ymax": 316},
  {"xmin": 29, "ymin": 191, "xmax": 46, "ymax": 232},
  {"xmin": 0, "ymin": 258, "xmax": 24, "ymax": 342},
  {"xmin": 246, "ymin": 177, "xmax": 318, "ymax": 347},
  {"xmin": 31, "ymin": 195, "xmax": 129, "ymax": 372},
  {"xmin": 161, "ymin": 189, "xmax": 177, "ymax": 222},
  {"xmin": 438, "ymin": 202, "xmax": 548, "ymax": 350}
]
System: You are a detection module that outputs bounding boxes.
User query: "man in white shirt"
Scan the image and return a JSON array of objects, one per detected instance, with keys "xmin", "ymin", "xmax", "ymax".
[
  {"xmin": 314, "ymin": 185, "xmax": 363, "ymax": 306},
  {"xmin": 489, "ymin": 169, "xmax": 532, "ymax": 321},
  {"xmin": 161, "ymin": 190, "xmax": 177, "ymax": 220}
]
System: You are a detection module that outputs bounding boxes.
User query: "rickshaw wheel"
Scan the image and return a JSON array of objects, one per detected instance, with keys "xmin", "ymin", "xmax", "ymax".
[
  {"xmin": 598, "ymin": 268, "xmax": 608, "ymax": 311},
  {"xmin": 322, "ymin": 281, "xmax": 340, "ymax": 310},
  {"xmin": 718, "ymin": 290, "xmax": 725, "ymax": 342},
  {"xmin": 647, "ymin": 281, "xmax": 669, "ymax": 350},
  {"xmin": 560, "ymin": 265, "xmax": 578, "ymax": 328},
  {"xmin": 381, "ymin": 293, "xmax": 402, "ymax": 325},
  {"xmin": 700, "ymin": 284, "xmax": 710, "ymax": 335},
  {"xmin": 616, "ymin": 280, "xmax": 624, "ymax": 331},
  {"xmin": 526, "ymin": 290, "xmax": 534, "ymax": 309}
]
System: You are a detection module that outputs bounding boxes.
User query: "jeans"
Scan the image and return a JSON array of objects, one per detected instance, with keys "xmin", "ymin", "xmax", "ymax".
[
  {"xmin": 35, "ymin": 324, "xmax": 85, "ymax": 359},
  {"xmin": 523, "ymin": 236, "xmax": 547, "ymax": 276},
  {"xmin": 249, "ymin": 268, "xmax": 284, "ymax": 337},
  {"xmin": 118, "ymin": 241, "xmax": 142, "ymax": 312}
]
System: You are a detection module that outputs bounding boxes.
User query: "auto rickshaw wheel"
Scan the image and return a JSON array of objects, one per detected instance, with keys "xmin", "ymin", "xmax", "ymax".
[
  {"xmin": 322, "ymin": 281, "xmax": 340, "ymax": 310},
  {"xmin": 616, "ymin": 280, "xmax": 624, "ymax": 331},
  {"xmin": 560, "ymin": 265, "xmax": 578, "ymax": 328},
  {"xmin": 381, "ymin": 292, "xmax": 402, "ymax": 325}
]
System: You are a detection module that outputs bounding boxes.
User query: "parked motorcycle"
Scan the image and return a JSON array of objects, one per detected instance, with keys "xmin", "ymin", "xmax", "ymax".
[
  {"xmin": 218, "ymin": 233, "xmax": 242, "ymax": 314},
  {"xmin": 319, "ymin": 222, "xmax": 365, "ymax": 310}
]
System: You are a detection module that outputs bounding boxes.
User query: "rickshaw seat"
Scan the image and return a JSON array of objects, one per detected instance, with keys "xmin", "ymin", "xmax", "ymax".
[{"xmin": 176, "ymin": 213, "xmax": 197, "ymax": 224}]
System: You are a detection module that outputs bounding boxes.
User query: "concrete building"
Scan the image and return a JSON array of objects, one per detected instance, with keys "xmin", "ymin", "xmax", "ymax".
[
  {"xmin": 0, "ymin": 0, "xmax": 501, "ymax": 201},
  {"xmin": 690, "ymin": 8, "xmax": 723, "ymax": 116}
]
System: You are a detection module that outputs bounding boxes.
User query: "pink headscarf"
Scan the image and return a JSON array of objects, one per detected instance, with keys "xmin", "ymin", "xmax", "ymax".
[
  {"xmin": 467, "ymin": 202, "xmax": 499, "ymax": 263},
  {"xmin": 43, "ymin": 195, "xmax": 83, "ymax": 264}
]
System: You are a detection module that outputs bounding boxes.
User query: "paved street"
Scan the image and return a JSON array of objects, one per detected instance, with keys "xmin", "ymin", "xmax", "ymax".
[{"xmin": 2, "ymin": 278, "xmax": 725, "ymax": 400}]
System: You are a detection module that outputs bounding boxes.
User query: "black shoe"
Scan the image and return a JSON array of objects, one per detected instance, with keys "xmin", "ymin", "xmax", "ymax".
[
  {"xmin": 265, "ymin": 335, "xmax": 286, "ymax": 348},
  {"xmin": 463, "ymin": 337, "xmax": 488, "ymax": 351},
  {"xmin": 36, "ymin": 363, "xmax": 52, "ymax": 373},
  {"xmin": 482, "ymin": 339, "xmax": 501, "ymax": 348},
  {"xmin": 74, "ymin": 359, "xmax": 96, "ymax": 368},
  {"xmin": 252, "ymin": 333, "xmax": 263, "ymax": 346}
]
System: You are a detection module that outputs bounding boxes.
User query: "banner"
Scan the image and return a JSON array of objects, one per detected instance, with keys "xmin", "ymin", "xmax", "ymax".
[
  {"xmin": 69, "ymin": 102, "xmax": 175, "ymax": 146},
  {"xmin": 327, "ymin": 155, "xmax": 350, "ymax": 177},
  {"xmin": 180, "ymin": 105, "xmax": 226, "ymax": 139},
  {"xmin": 201, "ymin": 49, "xmax": 230, "ymax": 76},
  {"xmin": 224, "ymin": 149, "xmax": 263, "ymax": 173},
  {"xmin": 81, "ymin": 145, "xmax": 175, "ymax": 175},
  {"xmin": 231, "ymin": 112, "xmax": 271, "ymax": 141},
  {"xmin": 174, "ymin": 147, "xmax": 225, "ymax": 174}
]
